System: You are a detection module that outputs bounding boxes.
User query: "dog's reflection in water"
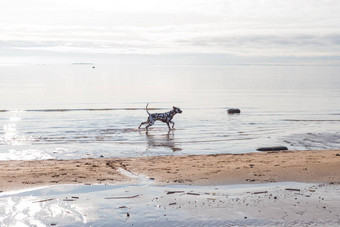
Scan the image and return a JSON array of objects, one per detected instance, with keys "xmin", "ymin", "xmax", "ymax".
[{"xmin": 141, "ymin": 130, "xmax": 182, "ymax": 155}]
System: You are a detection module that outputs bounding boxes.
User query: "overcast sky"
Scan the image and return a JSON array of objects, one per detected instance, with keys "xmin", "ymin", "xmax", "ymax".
[{"xmin": 1, "ymin": 0, "xmax": 340, "ymax": 64}]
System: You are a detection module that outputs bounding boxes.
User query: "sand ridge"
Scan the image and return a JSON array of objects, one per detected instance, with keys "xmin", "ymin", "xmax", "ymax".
[{"xmin": 0, "ymin": 149, "xmax": 339, "ymax": 192}]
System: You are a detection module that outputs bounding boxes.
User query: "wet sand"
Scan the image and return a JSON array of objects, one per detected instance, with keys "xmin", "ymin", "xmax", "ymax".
[
  {"xmin": 0, "ymin": 149, "xmax": 339, "ymax": 192},
  {"xmin": 1, "ymin": 182, "xmax": 339, "ymax": 226}
]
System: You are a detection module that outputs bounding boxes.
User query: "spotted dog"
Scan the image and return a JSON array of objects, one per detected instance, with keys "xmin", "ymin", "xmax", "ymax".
[{"xmin": 138, "ymin": 103, "xmax": 182, "ymax": 131}]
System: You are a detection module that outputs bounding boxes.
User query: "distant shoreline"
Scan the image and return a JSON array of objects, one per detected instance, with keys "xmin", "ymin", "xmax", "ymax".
[{"xmin": 0, "ymin": 149, "xmax": 339, "ymax": 192}]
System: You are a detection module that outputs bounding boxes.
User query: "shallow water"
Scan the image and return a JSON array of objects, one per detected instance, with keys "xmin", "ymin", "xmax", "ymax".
[
  {"xmin": 0, "ymin": 182, "xmax": 339, "ymax": 226},
  {"xmin": 0, "ymin": 64, "xmax": 339, "ymax": 160}
]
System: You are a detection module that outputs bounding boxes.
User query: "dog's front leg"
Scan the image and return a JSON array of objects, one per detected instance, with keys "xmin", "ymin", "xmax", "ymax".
[
  {"xmin": 170, "ymin": 120, "xmax": 175, "ymax": 129},
  {"xmin": 166, "ymin": 122, "xmax": 171, "ymax": 130}
]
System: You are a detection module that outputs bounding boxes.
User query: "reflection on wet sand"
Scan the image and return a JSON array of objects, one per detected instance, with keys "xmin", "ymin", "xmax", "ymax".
[
  {"xmin": 1, "ymin": 183, "xmax": 339, "ymax": 226},
  {"xmin": 142, "ymin": 130, "xmax": 182, "ymax": 153}
]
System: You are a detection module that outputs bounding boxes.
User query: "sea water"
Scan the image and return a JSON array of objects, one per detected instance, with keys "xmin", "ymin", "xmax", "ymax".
[{"xmin": 0, "ymin": 64, "xmax": 339, "ymax": 160}]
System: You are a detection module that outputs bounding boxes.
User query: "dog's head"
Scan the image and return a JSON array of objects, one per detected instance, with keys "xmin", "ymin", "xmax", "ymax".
[{"xmin": 173, "ymin": 106, "xmax": 182, "ymax": 114}]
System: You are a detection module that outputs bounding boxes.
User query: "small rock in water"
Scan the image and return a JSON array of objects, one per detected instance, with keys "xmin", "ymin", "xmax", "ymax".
[
  {"xmin": 256, "ymin": 146, "xmax": 288, "ymax": 151},
  {"xmin": 227, "ymin": 108, "xmax": 241, "ymax": 114}
]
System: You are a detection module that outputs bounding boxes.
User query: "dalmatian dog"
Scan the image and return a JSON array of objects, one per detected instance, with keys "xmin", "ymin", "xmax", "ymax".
[{"xmin": 138, "ymin": 103, "xmax": 182, "ymax": 131}]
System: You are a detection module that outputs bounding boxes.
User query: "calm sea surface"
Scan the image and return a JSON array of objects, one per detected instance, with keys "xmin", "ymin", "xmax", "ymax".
[{"xmin": 0, "ymin": 64, "xmax": 339, "ymax": 160}]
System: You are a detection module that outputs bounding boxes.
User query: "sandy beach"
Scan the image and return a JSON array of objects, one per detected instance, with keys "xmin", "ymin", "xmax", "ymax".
[
  {"xmin": 1, "ymin": 149, "xmax": 340, "ymax": 226},
  {"xmin": 1, "ymin": 149, "xmax": 339, "ymax": 192}
]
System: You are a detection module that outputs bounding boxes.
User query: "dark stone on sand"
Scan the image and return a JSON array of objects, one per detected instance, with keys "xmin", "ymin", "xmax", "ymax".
[
  {"xmin": 336, "ymin": 154, "xmax": 340, "ymax": 156},
  {"xmin": 256, "ymin": 146, "xmax": 288, "ymax": 152},
  {"xmin": 227, "ymin": 108, "xmax": 241, "ymax": 114}
]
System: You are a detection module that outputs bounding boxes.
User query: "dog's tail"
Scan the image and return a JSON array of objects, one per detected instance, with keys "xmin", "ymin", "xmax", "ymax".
[{"xmin": 146, "ymin": 103, "xmax": 150, "ymax": 115}]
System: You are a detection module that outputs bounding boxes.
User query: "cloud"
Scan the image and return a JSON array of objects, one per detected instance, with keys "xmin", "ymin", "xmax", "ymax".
[{"xmin": 0, "ymin": 0, "xmax": 340, "ymax": 60}]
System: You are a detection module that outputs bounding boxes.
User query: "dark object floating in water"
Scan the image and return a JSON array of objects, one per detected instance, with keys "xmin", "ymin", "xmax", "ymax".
[
  {"xmin": 256, "ymin": 146, "xmax": 288, "ymax": 151},
  {"xmin": 92, "ymin": 66, "xmax": 95, "ymax": 68},
  {"xmin": 227, "ymin": 108, "xmax": 241, "ymax": 114}
]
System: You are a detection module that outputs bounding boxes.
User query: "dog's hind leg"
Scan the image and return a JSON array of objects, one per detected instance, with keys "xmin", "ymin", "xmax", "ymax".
[
  {"xmin": 138, "ymin": 119, "xmax": 149, "ymax": 129},
  {"xmin": 145, "ymin": 122, "xmax": 154, "ymax": 131},
  {"xmin": 145, "ymin": 118, "xmax": 154, "ymax": 131}
]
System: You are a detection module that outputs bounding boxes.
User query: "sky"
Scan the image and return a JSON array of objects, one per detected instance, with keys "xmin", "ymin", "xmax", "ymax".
[{"xmin": 1, "ymin": 0, "xmax": 340, "ymax": 64}]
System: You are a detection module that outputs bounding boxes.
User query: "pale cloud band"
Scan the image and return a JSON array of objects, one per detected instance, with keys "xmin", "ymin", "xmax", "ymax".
[{"xmin": 1, "ymin": 0, "xmax": 340, "ymax": 62}]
